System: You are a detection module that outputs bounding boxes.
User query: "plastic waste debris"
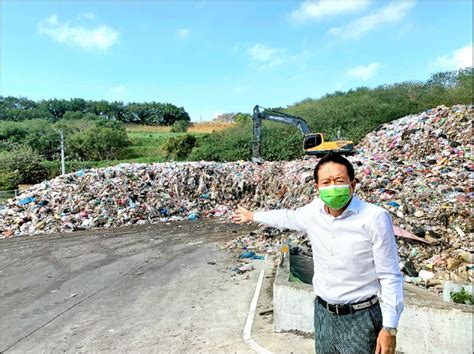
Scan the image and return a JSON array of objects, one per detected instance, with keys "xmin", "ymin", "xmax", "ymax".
[
  {"xmin": 419, "ymin": 269, "xmax": 435, "ymax": 281},
  {"xmin": 18, "ymin": 197, "xmax": 35, "ymax": 205},
  {"xmin": 238, "ymin": 250, "xmax": 265, "ymax": 260},
  {"xmin": 238, "ymin": 264, "xmax": 254, "ymax": 273},
  {"xmin": 403, "ymin": 260, "xmax": 419, "ymax": 277},
  {"xmin": 188, "ymin": 212, "xmax": 198, "ymax": 221}
]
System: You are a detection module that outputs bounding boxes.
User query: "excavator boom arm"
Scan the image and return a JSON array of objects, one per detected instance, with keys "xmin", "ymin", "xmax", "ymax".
[{"xmin": 252, "ymin": 105, "xmax": 311, "ymax": 162}]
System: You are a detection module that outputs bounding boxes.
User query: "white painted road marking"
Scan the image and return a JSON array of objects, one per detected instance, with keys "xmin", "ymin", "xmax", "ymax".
[{"xmin": 243, "ymin": 258, "xmax": 272, "ymax": 354}]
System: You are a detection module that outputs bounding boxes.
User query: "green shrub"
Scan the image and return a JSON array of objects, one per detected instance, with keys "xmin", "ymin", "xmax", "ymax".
[
  {"xmin": 450, "ymin": 288, "xmax": 474, "ymax": 305},
  {"xmin": 162, "ymin": 134, "xmax": 197, "ymax": 160},
  {"xmin": 67, "ymin": 126, "xmax": 130, "ymax": 160},
  {"xmin": 234, "ymin": 113, "xmax": 251, "ymax": 124},
  {"xmin": 0, "ymin": 171, "xmax": 16, "ymax": 190},
  {"xmin": 260, "ymin": 122, "xmax": 302, "ymax": 161},
  {"xmin": 170, "ymin": 120, "xmax": 190, "ymax": 133},
  {"xmin": 0, "ymin": 145, "xmax": 49, "ymax": 189},
  {"xmin": 0, "ymin": 119, "xmax": 59, "ymax": 159},
  {"xmin": 189, "ymin": 123, "xmax": 252, "ymax": 161}
]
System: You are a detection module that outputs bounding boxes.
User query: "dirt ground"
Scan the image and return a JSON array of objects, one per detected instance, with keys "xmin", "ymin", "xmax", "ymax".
[{"xmin": 0, "ymin": 219, "xmax": 313, "ymax": 353}]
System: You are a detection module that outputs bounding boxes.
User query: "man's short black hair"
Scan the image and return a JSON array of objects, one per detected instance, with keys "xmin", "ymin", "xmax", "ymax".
[{"xmin": 313, "ymin": 152, "xmax": 355, "ymax": 183}]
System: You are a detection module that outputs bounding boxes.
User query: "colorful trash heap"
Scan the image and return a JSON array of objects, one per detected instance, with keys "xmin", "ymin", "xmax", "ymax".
[{"xmin": 1, "ymin": 105, "xmax": 472, "ymax": 293}]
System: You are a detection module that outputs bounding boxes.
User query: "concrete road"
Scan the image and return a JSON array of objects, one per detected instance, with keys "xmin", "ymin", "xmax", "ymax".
[
  {"xmin": 1, "ymin": 220, "xmax": 267, "ymax": 353},
  {"xmin": 1, "ymin": 219, "xmax": 314, "ymax": 353}
]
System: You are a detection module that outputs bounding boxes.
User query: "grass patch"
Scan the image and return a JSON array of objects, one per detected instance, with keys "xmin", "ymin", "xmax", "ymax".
[
  {"xmin": 125, "ymin": 131, "xmax": 188, "ymax": 160},
  {"xmin": 123, "ymin": 128, "xmax": 216, "ymax": 160},
  {"xmin": 127, "ymin": 131, "xmax": 184, "ymax": 146}
]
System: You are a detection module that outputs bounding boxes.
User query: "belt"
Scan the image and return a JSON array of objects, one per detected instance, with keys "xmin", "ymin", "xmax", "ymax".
[{"xmin": 316, "ymin": 295, "xmax": 379, "ymax": 315}]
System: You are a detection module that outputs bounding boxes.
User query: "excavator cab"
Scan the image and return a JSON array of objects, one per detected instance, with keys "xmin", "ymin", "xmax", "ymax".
[
  {"xmin": 303, "ymin": 133, "xmax": 322, "ymax": 149},
  {"xmin": 304, "ymin": 132, "xmax": 354, "ymax": 156}
]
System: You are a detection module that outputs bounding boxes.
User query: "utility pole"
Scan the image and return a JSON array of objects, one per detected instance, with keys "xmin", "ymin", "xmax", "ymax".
[{"xmin": 60, "ymin": 130, "xmax": 65, "ymax": 175}]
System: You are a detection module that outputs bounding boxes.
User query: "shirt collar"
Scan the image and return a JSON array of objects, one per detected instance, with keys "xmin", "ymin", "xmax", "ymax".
[
  {"xmin": 318, "ymin": 194, "xmax": 361, "ymax": 217},
  {"xmin": 343, "ymin": 195, "xmax": 361, "ymax": 216}
]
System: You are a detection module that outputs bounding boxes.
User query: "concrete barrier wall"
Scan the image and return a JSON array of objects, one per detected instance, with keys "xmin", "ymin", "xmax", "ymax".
[
  {"xmin": 273, "ymin": 257, "xmax": 314, "ymax": 334},
  {"xmin": 273, "ymin": 280, "xmax": 315, "ymax": 333},
  {"xmin": 273, "ymin": 256, "xmax": 473, "ymax": 353}
]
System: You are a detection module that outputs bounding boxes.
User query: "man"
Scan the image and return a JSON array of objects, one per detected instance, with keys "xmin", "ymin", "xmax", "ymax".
[{"xmin": 232, "ymin": 152, "xmax": 404, "ymax": 354}]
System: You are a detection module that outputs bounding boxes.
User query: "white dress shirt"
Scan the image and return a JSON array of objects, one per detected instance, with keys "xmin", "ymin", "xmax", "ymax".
[{"xmin": 253, "ymin": 195, "xmax": 404, "ymax": 328}]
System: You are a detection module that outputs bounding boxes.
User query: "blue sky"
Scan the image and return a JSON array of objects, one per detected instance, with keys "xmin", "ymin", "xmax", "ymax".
[{"xmin": 1, "ymin": 1, "xmax": 472, "ymax": 121}]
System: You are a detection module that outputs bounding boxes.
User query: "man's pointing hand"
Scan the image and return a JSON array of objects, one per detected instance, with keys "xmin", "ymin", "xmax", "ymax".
[{"xmin": 231, "ymin": 206, "xmax": 254, "ymax": 224}]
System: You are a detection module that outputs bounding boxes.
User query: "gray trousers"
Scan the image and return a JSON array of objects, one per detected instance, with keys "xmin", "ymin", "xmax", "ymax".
[{"xmin": 314, "ymin": 298, "xmax": 383, "ymax": 353}]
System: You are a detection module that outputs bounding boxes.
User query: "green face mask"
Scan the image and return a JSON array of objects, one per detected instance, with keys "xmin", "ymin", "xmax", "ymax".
[{"xmin": 319, "ymin": 184, "xmax": 351, "ymax": 210}]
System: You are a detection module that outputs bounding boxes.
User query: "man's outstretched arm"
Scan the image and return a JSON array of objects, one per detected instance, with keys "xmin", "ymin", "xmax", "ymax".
[{"xmin": 231, "ymin": 205, "xmax": 308, "ymax": 232}]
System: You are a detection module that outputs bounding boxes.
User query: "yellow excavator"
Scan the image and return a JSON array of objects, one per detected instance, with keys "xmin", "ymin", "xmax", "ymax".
[{"xmin": 252, "ymin": 105, "xmax": 354, "ymax": 163}]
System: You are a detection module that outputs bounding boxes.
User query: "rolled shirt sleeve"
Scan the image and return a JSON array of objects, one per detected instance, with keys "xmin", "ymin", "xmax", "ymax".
[{"xmin": 370, "ymin": 211, "xmax": 404, "ymax": 328}]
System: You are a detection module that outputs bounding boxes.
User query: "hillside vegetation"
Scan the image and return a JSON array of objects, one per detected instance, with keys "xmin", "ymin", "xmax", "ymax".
[{"xmin": 176, "ymin": 68, "xmax": 472, "ymax": 162}]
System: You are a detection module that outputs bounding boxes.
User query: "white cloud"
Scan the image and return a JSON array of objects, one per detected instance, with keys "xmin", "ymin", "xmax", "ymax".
[
  {"xmin": 38, "ymin": 14, "xmax": 119, "ymax": 50},
  {"xmin": 290, "ymin": 0, "xmax": 371, "ymax": 23},
  {"xmin": 77, "ymin": 12, "xmax": 95, "ymax": 21},
  {"xmin": 329, "ymin": 2, "xmax": 415, "ymax": 39},
  {"xmin": 176, "ymin": 28, "xmax": 190, "ymax": 39},
  {"xmin": 246, "ymin": 43, "xmax": 287, "ymax": 69},
  {"xmin": 347, "ymin": 62, "xmax": 381, "ymax": 80},
  {"xmin": 434, "ymin": 44, "xmax": 473, "ymax": 70},
  {"xmin": 45, "ymin": 14, "xmax": 59, "ymax": 25}
]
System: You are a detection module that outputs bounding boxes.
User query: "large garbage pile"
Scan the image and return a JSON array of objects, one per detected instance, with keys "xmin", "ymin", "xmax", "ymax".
[
  {"xmin": 355, "ymin": 104, "xmax": 473, "ymax": 288},
  {"xmin": 0, "ymin": 162, "xmax": 262, "ymax": 236},
  {"xmin": 1, "ymin": 105, "xmax": 472, "ymax": 292}
]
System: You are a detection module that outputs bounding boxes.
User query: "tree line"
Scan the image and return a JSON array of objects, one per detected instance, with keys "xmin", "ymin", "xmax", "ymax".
[{"xmin": 0, "ymin": 97, "xmax": 190, "ymax": 125}]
